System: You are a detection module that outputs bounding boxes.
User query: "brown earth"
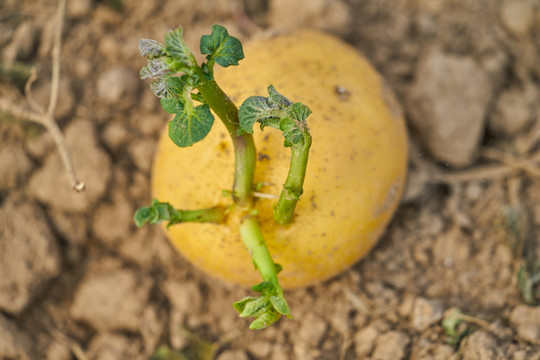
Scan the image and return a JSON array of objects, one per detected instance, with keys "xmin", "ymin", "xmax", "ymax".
[{"xmin": 1, "ymin": 0, "xmax": 540, "ymax": 359}]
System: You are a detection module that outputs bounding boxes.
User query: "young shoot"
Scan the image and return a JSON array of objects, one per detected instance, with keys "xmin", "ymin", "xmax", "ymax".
[{"xmin": 134, "ymin": 24, "xmax": 312, "ymax": 329}]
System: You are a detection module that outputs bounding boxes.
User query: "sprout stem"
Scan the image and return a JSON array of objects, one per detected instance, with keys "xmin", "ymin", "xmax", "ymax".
[
  {"xmin": 239, "ymin": 214, "xmax": 279, "ymax": 284},
  {"xmin": 196, "ymin": 76, "xmax": 256, "ymax": 208},
  {"xmin": 274, "ymin": 132, "xmax": 312, "ymax": 224},
  {"xmin": 177, "ymin": 207, "xmax": 227, "ymax": 223}
]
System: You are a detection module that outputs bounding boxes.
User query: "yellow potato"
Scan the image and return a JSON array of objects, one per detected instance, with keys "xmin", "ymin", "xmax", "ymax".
[{"xmin": 152, "ymin": 30, "xmax": 408, "ymax": 289}]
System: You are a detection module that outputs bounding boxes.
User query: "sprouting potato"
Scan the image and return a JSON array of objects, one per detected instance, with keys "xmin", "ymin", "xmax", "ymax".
[{"xmin": 151, "ymin": 30, "xmax": 408, "ymax": 289}]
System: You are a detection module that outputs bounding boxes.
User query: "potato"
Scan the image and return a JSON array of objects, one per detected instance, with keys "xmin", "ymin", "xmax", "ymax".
[{"xmin": 152, "ymin": 30, "xmax": 408, "ymax": 289}]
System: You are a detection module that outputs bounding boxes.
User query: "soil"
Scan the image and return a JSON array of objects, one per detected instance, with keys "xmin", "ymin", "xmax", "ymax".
[{"xmin": 1, "ymin": 0, "xmax": 540, "ymax": 359}]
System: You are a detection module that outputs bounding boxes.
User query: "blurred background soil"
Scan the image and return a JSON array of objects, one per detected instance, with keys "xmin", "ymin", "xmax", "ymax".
[{"xmin": 1, "ymin": 0, "xmax": 540, "ymax": 359}]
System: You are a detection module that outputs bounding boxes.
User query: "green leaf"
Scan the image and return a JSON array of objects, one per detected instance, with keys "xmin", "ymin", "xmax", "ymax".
[
  {"xmin": 239, "ymin": 297, "xmax": 270, "ymax": 318},
  {"xmin": 234, "ymin": 279, "xmax": 291, "ymax": 329},
  {"xmin": 238, "ymin": 96, "xmax": 279, "ymax": 133},
  {"xmin": 191, "ymin": 92, "xmax": 205, "ymax": 104},
  {"xmin": 160, "ymin": 98, "xmax": 184, "ymax": 114},
  {"xmin": 134, "ymin": 199, "xmax": 180, "ymax": 227},
  {"xmin": 249, "ymin": 310, "xmax": 281, "ymax": 330},
  {"xmin": 149, "ymin": 76, "xmax": 189, "ymax": 100},
  {"xmin": 267, "ymin": 85, "xmax": 292, "ymax": 106},
  {"xmin": 138, "ymin": 38, "xmax": 165, "ymax": 59},
  {"xmin": 164, "ymin": 27, "xmax": 196, "ymax": 68},
  {"xmin": 441, "ymin": 308, "xmax": 474, "ymax": 346},
  {"xmin": 134, "ymin": 207, "xmax": 152, "ymax": 227},
  {"xmin": 238, "ymin": 85, "xmax": 312, "ymax": 143},
  {"xmin": 270, "ymin": 295, "xmax": 291, "ymax": 317},
  {"xmin": 168, "ymin": 104, "xmax": 214, "ymax": 147},
  {"xmin": 166, "ymin": 76, "xmax": 187, "ymax": 96},
  {"xmin": 233, "ymin": 297, "xmax": 257, "ymax": 313},
  {"xmin": 442, "ymin": 310, "xmax": 464, "ymax": 338},
  {"xmin": 200, "ymin": 24, "xmax": 244, "ymax": 67},
  {"xmin": 289, "ymin": 102, "xmax": 312, "ymax": 122}
]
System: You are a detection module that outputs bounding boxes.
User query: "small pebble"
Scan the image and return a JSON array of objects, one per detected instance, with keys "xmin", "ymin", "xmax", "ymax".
[
  {"xmin": 2, "ymin": 22, "xmax": 35, "ymax": 63},
  {"xmin": 247, "ymin": 341, "xmax": 272, "ymax": 358},
  {"xmin": 371, "ymin": 331, "xmax": 410, "ymax": 360},
  {"xmin": 489, "ymin": 87, "xmax": 534, "ymax": 136},
  {"xmin": 500, "ymin": 0, "xmax": 534, "ymax": 37},
  {"xmin": 461, "ymin": 331, "xmax": 500, "ymax": 360},
  {"xmin": 67, "ymin": 0, "xmax": 93, "ymax": 18},
  {"xmin": 412, "ymin": 297, "xmax": 444, "ymax": 332},
  {"xmin": 128, "ymin": 138, "xmax": 156, "ymax": 173},
  {"xmin": 97, "ymin": 66, "xmax": 139, "ymax": 105},
  {"xmin": 353, "ymin": 326, "xmax": 379, "ymax": 357},
  {"xmin": 0, "ymin": 144, "xmax": 32, "ymax": 191},
  {"xmin": 92, "ymin": 193, "xmax": 133, "ymax": 247},
  {"xmin": 298, "ymin": 312, "xmax": 327, "ymax": 345}
]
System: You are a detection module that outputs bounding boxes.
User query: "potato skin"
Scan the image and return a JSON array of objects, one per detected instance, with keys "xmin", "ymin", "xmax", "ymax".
[{"xmin": 152, "ymin": 30, "xmax": 408, "ymax": 289}]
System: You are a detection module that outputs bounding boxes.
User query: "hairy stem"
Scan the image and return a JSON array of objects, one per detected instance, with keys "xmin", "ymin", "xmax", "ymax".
[
  {"xmin": 196, "ymin": 75, "xmax": 256, "ymax": 208},
  {"xmin": 274, "ymin": 132, "xmax": 312, "ymax": 224},
  {"xmin": 239, "ymin": 214, "xmax": 280, "ymax": 284}
]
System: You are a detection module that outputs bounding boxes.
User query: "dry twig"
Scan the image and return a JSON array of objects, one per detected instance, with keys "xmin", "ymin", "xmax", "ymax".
[
  {"xmin": 433, "ymin": 164, "xmax": 515, "ymax": 183},
  {"xmin": 482, "ymin": 147, "xmax": 540, "ymax": 178},
  {"xmin": 0, "ymin": 0, "xmax": 85, "ymax": 192},
  {"xmin": 433, "ymin": 120, "xmax": 540, "ymax": 184}
]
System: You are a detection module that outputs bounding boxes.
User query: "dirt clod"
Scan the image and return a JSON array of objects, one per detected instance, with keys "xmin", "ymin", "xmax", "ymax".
[
  {"xmin": 488, "ymin": 86, "xmax": 536, "ymax": 136},
  {"xmin": 353, "ymin": 325, "xmax": 379, "ymax": 357},
  {"xmin": 407, "ymin": 48, "xmax": 495, "ymax": 167},
  {"xmin": 412, "ymin": 297, "xmax": 444, "ymax": 332},
  {"xmin": 87, "ymin": 333, "xmax": 141, "ymax": 360},
  {"xmin": 0, "ymin": 314, "xmax": 31, "ymax": 360},
  {"xmin": 0, "ymin": 195, "xmax": 60, "ymax": 314},
  {"xmin": 0, "ymin": 143, "xmax": 32, "ymax": 191},
  {"xmin": 461, "ymin": 331, "xmax": 501, "ymax": 360},
  {"xmin": 371, "ymin": 331, "xmax": 411, "ymax": 360},
  {"xmin": 500, "ymin": 0, "xmax": 535, "ymax": 37},
  {"xmin": 92, "ymin": 193, "xmax": 133, "ymax": 247},
  {"xmin": 510, "ymin": 305, "xmax": 540, "ymax": 345},
  {"xmin": 67, "ymin": 0, "xmax": 93, "ymax": 19},
  {"xmin": 71, "ymin": 267, "xmax": 152, "ymax": 332}
]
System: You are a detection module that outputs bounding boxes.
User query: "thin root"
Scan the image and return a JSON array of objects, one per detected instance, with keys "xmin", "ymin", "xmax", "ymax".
[{"xmin": 253, "ymin": 191, "xmax": 279, "ymax": 199}]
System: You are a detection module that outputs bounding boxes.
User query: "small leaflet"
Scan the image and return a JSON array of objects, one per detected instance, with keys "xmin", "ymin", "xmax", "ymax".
[
  {"xmin": 168, "ymin": 104, "xmax": 214, "ymax": 147},
  {"xmin": 200, "ymin": 24, "xmax": 245, "ymax": 67},
  {"xmin": 164, "ymin": 27, "xmax": 196, "ymax": 69}
]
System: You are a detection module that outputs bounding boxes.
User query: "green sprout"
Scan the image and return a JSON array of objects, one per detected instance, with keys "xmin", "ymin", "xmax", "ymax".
[
  {"xmin": 518, "ymin": 261, "xmax": 540, "ymax": 305},
  {"xmin": 134, "ymin": 25, "xmax": 312, "ymax": 329}
]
